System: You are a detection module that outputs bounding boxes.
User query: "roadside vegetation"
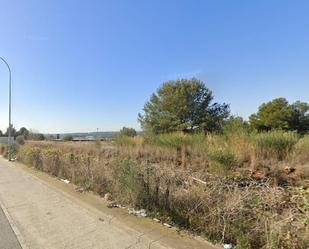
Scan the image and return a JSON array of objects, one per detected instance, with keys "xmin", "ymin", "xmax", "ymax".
[{"xmin": 1, "ymin": 78, "xmax": 308, "ymax": 249}]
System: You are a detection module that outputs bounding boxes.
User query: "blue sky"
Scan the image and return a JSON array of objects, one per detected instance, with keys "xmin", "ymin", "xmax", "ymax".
[{"xmin": 0, "ymin": 0, "xmax": 309, "ymax": 133}]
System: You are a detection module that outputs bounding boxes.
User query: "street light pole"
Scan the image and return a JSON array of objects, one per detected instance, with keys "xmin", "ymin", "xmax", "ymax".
[{"xmin": 0, "ymin": 57, "xmax": 12, "ymax": 161}]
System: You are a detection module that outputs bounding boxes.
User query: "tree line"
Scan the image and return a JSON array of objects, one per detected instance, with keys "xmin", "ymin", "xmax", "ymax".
[
  {"xmin": 123, "ymin": 78, "xmax": 309, "ymax": 135},
  {"xmin": 0, "ymin": 127, "xmax": 45, "ymax": 141},
  {"xmin": 3, "ymin": 78, "xmax": 309, "ymax": 138}
]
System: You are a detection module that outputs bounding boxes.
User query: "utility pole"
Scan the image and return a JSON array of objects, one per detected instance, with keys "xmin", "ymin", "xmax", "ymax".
[{"xmin": 0, "ymin": 57, "xmax": 12, "ymax": 161}]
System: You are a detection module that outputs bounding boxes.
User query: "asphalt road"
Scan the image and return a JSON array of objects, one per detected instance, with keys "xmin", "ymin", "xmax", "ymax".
[{"xmin": 0, "ymin": 206, "xmax": 22, "ymax": 249}]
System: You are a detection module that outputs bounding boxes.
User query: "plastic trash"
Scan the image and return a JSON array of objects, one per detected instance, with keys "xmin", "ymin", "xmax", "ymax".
[
  {"xmin": 75, "ymin": 186, "xmax": 84, "ymax": 193},
  {"xmin": 153, "ymin": 218, "xmax": 160, "ymax": 223},
  {"xmin": 224, "ymin": 244, "xmax": 233, "ymax": 249},
  {"xmin": 60, "ymin": 179, "xmax": 70, "ymax": 184},
  {"xmin": 163, "ymin": 223, "xmax": 172, "ymax": 228},
  {"xmin": 128, "ymin": 208, "xmax": 147, "ymax": 217}
]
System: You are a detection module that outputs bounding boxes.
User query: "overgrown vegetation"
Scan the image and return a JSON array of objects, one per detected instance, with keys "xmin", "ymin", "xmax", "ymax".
[
  {"xmin": 15, "ymin": 131, "xmax": 309, "ymax": 249},
  {"xmin": 5, "ymin": 79, "xmax": 309, "ymax": 248}
]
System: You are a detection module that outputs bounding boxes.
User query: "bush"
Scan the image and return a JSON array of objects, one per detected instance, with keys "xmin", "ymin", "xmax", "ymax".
[
  {"xmin": 112, "ymin": 160, "xmax": 144, "ymax": 205},
  {"xmin": 145, "ymin": 132, "xmax": 208, "ymax": 151},
  {"xmin": 119, "ymin": 127, "xmax": 137, "ymax": 137},
  {"xmin": 251, "ymin": 131, "xmax": 298, "ymax": 160},
  {"xmin": 63, "ymin": 135, "xmax": 73, "ymax": 141},
  {"xmin": 223, "ymin": 116, "xmax": 249, "ymax": 136},
  {"xmin": 16, "ymin": 135, "xmax": 25, "ymax": 145},
  {"xmin": 207, "ymin": 138, "xmax": 236, "ymax": 175},
  {"xmin": 292, "ymin": 135, "xmax": 309, "ymax": 163}
]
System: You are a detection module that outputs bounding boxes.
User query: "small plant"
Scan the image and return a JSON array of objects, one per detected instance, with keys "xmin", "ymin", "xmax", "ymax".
[{"xmin": 208, "ymin": 146, "xmax": 236, "ymax": 174}]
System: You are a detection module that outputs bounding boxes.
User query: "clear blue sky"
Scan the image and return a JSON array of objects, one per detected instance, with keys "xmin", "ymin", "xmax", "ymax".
[{"xmin": 0, "ymin": 0, "xmax": 309, "ymax": 133}]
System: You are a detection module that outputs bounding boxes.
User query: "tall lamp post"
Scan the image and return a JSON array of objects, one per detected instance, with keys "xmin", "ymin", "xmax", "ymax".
[{"xmin": 0, "ymin": 57, "xmax": 12, "ymax": 161}]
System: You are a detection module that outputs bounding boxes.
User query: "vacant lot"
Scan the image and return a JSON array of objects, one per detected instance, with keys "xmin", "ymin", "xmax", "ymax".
[{"xmin": 8, "ymin": 131, "xmax": 309, "ymax": 249}]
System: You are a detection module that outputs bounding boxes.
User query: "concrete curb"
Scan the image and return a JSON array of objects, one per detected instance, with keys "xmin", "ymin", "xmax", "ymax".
[{"xmin": 0, "ymin": 197, "xmax": 29, "ymax": 249}]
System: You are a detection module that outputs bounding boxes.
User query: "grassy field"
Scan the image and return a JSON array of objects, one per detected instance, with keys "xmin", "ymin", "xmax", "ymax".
[{"xmin": 4, "ymin": 131, "xmax": 309, "ymax": 249}]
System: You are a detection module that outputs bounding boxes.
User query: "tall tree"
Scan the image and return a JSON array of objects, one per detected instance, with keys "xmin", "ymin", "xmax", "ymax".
[
  {"xmin": 16, "ymin": 127, "xmax": 30, "ymax": 139},
  {"xmin": 249, "ymin": 98, "xmax": 309, "ymax": 133},
  {"xmin": 290, "ymin": 101, "xmax": 309, "ymax": 134},
  {"xmin": 138, "ymin": 78, "xmax": 229, "ymax": 133}
]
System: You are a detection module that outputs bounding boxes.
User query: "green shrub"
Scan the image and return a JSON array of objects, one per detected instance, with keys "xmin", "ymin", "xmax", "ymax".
[
  {"xmin": 251, "ymin": 131, "xmax": 298, "ymax": 160},
  {"xmin": 223, "ymin": 116, "xmax": 249, "ymax": 137},
  {"xmin": 63, "ymin": 135, "xmax": 73, "ymax": 141},
  {"xmin": 119, "ymin": 127, "xmax": 137, "ymax": 137},
  {"xmin": 208, "ymin": 146, "xmax": 236, "ymax": 174},
  {"xmin": 112, "ymin": 159, "xmax": 147, "ymax": 206},
  {"xmin": 146, "ymin": 132, "xmax": 206, "ymax": 148},
  {"xmin": 292, "ymin": 135, "xmax": 309, "ymax": 163}
]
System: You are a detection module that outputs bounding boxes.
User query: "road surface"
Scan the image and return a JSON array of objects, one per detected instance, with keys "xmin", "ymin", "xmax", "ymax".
[
  {"xmin": 0, "ymin": 205, "xmax": 22, "ymax": 249},
  {"xmin": 0, "ymin": 157, "xmax": 218, "ymax": 249}
]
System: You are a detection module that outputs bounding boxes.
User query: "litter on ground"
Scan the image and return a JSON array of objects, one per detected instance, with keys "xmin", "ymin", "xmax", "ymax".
[
  {"xmin": 60, "ymin": 179, "xmax": 70, "ymax": 184},
  {"xmin": 75, "ymin": 186, "xmax": 84, "ymax": 193},
  {"xmin": 128, "ymin": 208, "xmax": 147, "ymax": 217},
  {"xmin": 163, "ymin": 223, "xmax": 172, "ymax": 228},
  {"xmin": 107, "ymin": 203, "xmax": 125, "ymax": 209}
]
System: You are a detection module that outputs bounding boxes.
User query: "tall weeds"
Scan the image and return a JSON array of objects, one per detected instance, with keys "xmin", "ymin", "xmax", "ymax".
[
  {"xmin": 16, "ymin": 132, "xmax": 309, "ymax": 249},
  {"xmin": 251, "ymin": 131, "xmax": 298, "ymax": 161}
]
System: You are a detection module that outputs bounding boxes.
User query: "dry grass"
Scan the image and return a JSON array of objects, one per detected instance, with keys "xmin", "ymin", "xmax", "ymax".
[{"xmin": 16, "ymin": 132, "xmax": 309, "ymax": 249}]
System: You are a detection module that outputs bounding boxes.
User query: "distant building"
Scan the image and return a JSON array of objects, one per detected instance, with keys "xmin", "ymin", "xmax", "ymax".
[{"xmin": 72, "ymin": 136, "xmax": 95, "ymax": 141}]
